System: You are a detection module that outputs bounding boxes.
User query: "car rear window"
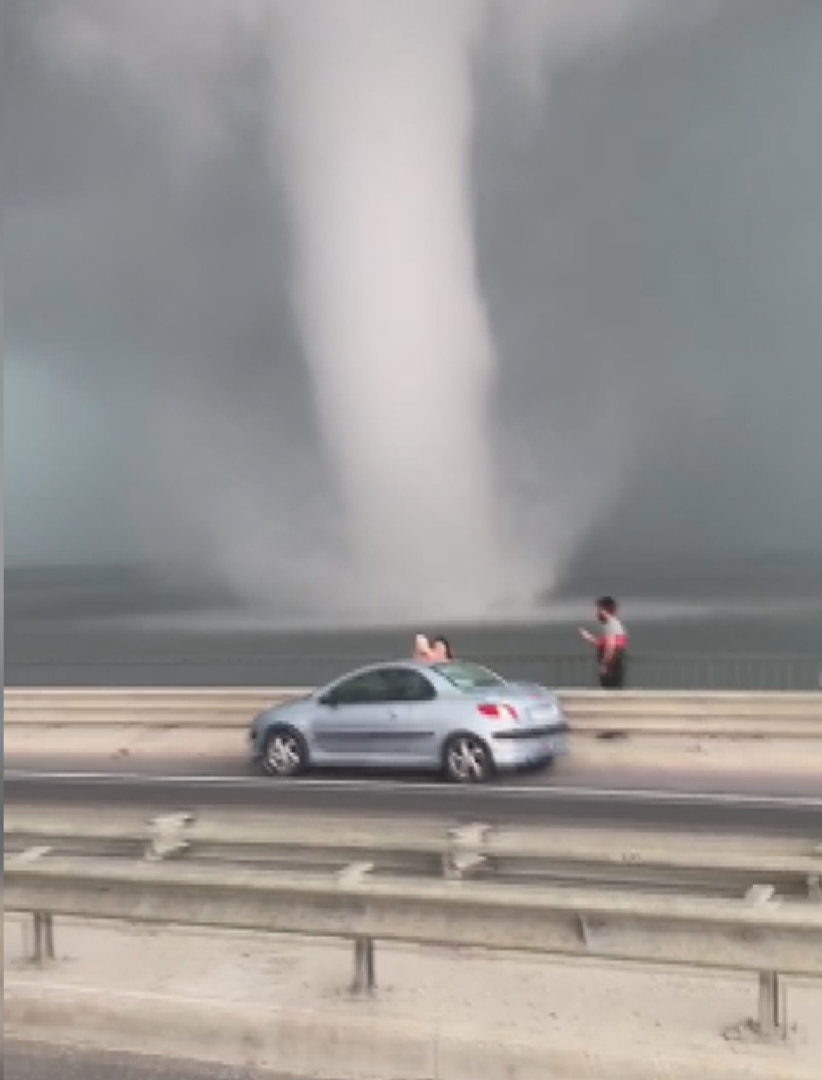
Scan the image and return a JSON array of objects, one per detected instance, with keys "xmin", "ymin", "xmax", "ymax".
[{"xmin": 432, "ymin": 662, "xmax": 507, "ymax": 691}]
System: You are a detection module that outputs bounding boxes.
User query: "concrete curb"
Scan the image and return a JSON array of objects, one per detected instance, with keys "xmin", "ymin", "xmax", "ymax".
[{"xmin": 4, "ymin": 982, "xmax": 816, "ymax": 1080}]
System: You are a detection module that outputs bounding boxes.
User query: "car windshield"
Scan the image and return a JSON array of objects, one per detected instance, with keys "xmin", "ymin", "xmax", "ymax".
[{"xmin": 431, "ymin": 661, "xmax": 507, "ymax": 691}]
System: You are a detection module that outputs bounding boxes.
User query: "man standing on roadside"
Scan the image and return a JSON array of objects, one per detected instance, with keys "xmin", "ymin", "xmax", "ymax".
[{"xmin": 579, "ymin": 596, "xmax": 628, "ymax": 689}]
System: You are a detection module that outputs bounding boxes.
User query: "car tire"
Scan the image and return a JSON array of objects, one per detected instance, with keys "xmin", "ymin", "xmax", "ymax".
[
  {"xmin": 261, "ymin": 726, "xmax": 308, "ymax": 778},
  {"xmin": 443, "ymin": 734, "xmax": 493, "ymax": 784}
]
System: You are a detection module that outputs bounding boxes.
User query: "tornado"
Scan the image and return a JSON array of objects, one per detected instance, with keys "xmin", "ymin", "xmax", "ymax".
[
  {"xmin": 270, "ymin": 1, "xmax": 508, "ymax": 619},
  {"xmin": 28, "ymin": 0, "xmax": 710, "ymax": 622}
]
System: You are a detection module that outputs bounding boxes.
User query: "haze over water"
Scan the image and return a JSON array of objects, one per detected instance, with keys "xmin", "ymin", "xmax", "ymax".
[{"xmin": 5, "ymin": 560, "xmax": 820, "ymax": 690}]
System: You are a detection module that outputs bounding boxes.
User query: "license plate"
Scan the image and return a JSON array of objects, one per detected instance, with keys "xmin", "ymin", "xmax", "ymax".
[{"xmin": 529, "ymin": 706, "xmax": 559, "ymax": 723}]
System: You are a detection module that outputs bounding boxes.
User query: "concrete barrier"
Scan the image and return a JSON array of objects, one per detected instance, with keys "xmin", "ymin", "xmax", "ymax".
[{"xmin": 4, "ymin": 687, "xmax": 821, "ymax": 736}]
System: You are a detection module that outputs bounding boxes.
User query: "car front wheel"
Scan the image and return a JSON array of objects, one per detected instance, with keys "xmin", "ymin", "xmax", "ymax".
[
  {"xmin": 444, "ymin": 734, "xmax": 493, "ymax": 784},
  {"xmin": 262, "ymin": 727, "xmax": 308, "ymax": 778}
]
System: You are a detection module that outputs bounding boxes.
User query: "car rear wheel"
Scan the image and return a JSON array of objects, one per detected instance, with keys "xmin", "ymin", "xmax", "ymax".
[
  {"xmin": 262, "ymin": 727, "xmax": 308, "ymax": 778},
  {"xmin": 444, "ymin": 734, "xmax": 493, "ymax": 784}
]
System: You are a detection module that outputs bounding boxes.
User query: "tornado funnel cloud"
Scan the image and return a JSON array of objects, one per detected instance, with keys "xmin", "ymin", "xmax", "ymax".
[
  {"xmin": 272, "ymin": 1, "xmax": 510, "ymax": 619},
  {"xmin": 21, "ymin": 0, "xmax": 728, "ymax": 623}
]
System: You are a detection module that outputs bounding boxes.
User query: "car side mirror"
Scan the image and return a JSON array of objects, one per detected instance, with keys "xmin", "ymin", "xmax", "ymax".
[{"xmin": 319, "ymin": 692, "xmax": 337, "ymax": 707}]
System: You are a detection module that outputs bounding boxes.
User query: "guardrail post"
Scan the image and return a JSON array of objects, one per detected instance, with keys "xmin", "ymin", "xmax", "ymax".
[
  {"xmin": 758, "ymin": 971, "xmax": 787, "ymax": 1040},
  {"xmin": 351, "ymin": 937, "xmax": 376, "ymax": 995},
  {"xmin": 338, "ymin": 861, "xmax": 377, "ymax": 996},
  {"xmin": 444, "ymin": 823, "xmax": 490, "ymax": 880},
  {"xmin": 146, "ymin": 813, "xmax": 194, "ymax": 862},
  {"xmin": 808, "ymin": 874, "xmax": 821, "ymax": 902},
  {"xmin": 9, "ymin": 848, "xmax": 57, "ymax": 966},
  {"xmin": 29, "ymin": 912, "xmax": 56, "ymax": 966}
]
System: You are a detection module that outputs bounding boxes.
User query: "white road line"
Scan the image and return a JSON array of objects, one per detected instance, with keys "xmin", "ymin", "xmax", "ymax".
[
  {"xmin": 4, "ymin": 769, "xmax": 822, "ymax": 808},
  {"xmin": 3, "ymin": 979, "xmax": 245, "ymax": 1008}
]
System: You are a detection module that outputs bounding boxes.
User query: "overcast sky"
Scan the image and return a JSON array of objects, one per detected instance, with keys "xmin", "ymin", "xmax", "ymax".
[{"xmin": 4, "ymin": 1, "xmax": 821, "ymax": 611}]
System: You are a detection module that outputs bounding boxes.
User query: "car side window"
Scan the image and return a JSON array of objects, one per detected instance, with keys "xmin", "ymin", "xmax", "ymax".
[
  {"xmin": 329, "ymin": 670, "xmax": 392, "ymax": 706},
  {"xmin": 382, "ymin": 667, "xmax": 437, "ymax": 703}
]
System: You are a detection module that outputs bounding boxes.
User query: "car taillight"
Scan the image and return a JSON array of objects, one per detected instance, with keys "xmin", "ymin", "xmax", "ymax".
[{"xmin": 477, "ymin": 703, "xmax": 518, "ymax": 722}]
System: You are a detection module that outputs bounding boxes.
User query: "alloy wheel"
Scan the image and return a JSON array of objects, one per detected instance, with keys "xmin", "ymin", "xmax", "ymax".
[
  {"xmin": 446, "ymin": 736, "xmax": 490, "ymax": 783},
  {"xmin": 263, "ymin": 730, "xmax": 305, "ymax": 777}
]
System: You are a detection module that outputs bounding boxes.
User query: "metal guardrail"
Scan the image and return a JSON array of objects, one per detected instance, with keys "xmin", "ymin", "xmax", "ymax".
[
  {"xmin": 6, "ymin": 809, "xmax": 822, "ymax": 899},
  {"xmin": 5, "ymin": 849, "xmax": 822, "ymax": 1041},
  {"xmin": 5, "ymin": 687, "xmax": 821, "ymax": 737},
  {"xmin": 5, "ymin": 652, "xmax": 821, "ymax": 690}
]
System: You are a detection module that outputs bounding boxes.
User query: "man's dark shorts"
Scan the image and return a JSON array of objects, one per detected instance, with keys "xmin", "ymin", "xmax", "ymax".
[{"xmin": 599, "ymin": 660, "xmax": 626, "ymax": 690}]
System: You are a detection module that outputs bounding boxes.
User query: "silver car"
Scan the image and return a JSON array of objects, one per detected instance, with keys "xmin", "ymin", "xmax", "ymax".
[{"xmin": 250, "ymin": 659, "xmax": 568, "ymax": 783}]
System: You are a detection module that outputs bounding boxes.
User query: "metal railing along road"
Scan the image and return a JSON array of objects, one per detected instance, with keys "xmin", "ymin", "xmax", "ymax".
[
  {"xmin": 4, "ymin": 651, "xmax": 821, "ymax": 690},
  {"xmin": 6, "ymin": 808, "xmax": 822, "ymax": 899},
  {"xmin": 5, "ymin": 686, "xmax": 821, "ymax": 738},
  {"xmin": 5, "ymin": 830, "xmax": 822, "ymax": 1042}
]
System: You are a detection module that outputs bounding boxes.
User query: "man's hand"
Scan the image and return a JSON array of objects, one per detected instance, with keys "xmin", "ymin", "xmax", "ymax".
[{"xmin": 578, "ymin": 627, "xmax": 596, "ymax": 646}]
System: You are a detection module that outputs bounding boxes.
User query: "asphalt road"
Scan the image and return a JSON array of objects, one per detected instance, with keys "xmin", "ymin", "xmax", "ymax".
[
  {"xmin": 5, "ymin": 761, "xmax": 822, "ymax": 834},
  {"xmin": 4, "ymin": 1042, "xmax": 299, "ymax": 1080},
  {"xmin": 7, "ymin": 745, "xmax": 822, "ymax": 794}
]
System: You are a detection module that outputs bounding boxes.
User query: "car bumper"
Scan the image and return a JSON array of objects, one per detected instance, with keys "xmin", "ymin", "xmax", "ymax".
[{"xmin": 490, "ymin": 724, "xmax": 568, "ymax": 770}]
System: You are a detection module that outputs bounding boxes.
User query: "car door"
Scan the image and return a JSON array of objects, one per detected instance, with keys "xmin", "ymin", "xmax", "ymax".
[
  {"xmin": 378, "ymin": 667, "xmax": 441, "ymax": 766},
  {"xmin": 309, "ymin": 668, "xmax": 396, "ymax": 764}
]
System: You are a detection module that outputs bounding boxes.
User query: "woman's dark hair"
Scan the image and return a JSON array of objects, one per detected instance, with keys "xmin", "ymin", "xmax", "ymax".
[
  {"xmin": 433, "ymin": 636, "xmax": 454, "ymax": 659},
  {"xmin": 596, "ymin": 596, "xmax": 617, "ymax": 615}
]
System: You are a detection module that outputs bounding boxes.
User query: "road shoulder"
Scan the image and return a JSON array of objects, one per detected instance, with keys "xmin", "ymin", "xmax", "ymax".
[{"xmin": 5, "ymin": 918, "xmax": 821, "ymax": 1080}]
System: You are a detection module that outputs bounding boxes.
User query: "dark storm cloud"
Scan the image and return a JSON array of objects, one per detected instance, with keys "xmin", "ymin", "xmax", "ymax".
[
  {"xmin": 535, "ymin": 4, "xmax": 819, "ymax": 599},
  {"xmin": 473, "ymin": 0, "xmax": 822, "ymax": 567},
  {"xmin": 4, "ymin": 1, "xmax": 821, "ymax": 604},
  {"xmin": 4, "ymin": 7, "xmax": 294, "ymax": 381},
  {"xmin": 4, "ymin": 3, "xmax": 328, "ymax": 586}
]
